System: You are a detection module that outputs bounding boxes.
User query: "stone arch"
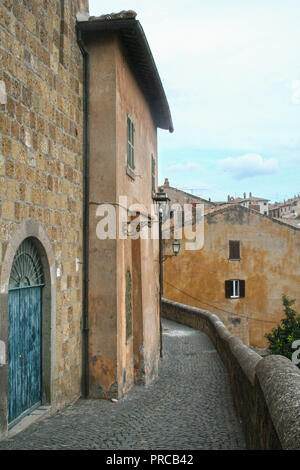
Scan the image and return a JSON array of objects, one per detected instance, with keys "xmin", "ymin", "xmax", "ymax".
[
  {"xmin": 0, "ymin": 219, "xmax": 56, "ymax": 437},
  {"xmin": 1, "ymin": 219, "xmax": 55, "ymax": 293}
]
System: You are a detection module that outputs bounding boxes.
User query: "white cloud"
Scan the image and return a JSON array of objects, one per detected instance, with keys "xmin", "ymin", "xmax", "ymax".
[{"xmin": 218, "ymin": 153, "xmax": 279, "ymax": 180}]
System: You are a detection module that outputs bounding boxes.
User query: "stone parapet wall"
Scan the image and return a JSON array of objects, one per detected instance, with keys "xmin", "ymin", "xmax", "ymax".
[{"xmin": 162, "ymin": 298, "xmax": 300, "ymax": 450}]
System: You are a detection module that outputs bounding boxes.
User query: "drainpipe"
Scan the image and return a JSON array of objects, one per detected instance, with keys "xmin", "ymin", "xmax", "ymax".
[
  {"xmin": 77, "ymin": 27, "xmax": 90, "ymax": 398},
  {"xmin": 159, "ymin": 209, "xmax": 163, "ymax": 358}
]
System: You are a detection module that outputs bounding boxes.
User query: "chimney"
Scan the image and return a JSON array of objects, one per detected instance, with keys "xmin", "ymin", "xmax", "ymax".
[
  {"xmin": 249, "ymin": 192, "xmax": 252, "ymax": 199},
  {"xmin": 164, "ymin": 178, "xmax": 169, "ymax": 187},
  {"xmin": 227, "ymin": 195, "xmax": 230, "ymax": 202},
  {"xmin": 243, "ymin": 192, "xmax": 246, "ymax": 199}
]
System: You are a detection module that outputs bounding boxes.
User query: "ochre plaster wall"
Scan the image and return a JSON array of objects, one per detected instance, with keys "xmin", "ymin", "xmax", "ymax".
[
  {"xmin": 87, "ymin": 34, "xmax": 159, "ymax": 398},
  {"xmin": 163, "ymin": 207, "xmax": 300, "ymax": 348}
]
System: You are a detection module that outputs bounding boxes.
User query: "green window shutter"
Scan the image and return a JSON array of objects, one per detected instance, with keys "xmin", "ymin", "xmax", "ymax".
[
  {"xmin": 151, "ymin": 155, "xmax": 156, "ymax": 194},
  {"xmin": 132, "ymin": 123, "xmax": 135, "ymax": 169},
  {"xmin": 125, "ymin": 270, "xmax": 132, "ymax": 341},
  {"xmin": 127, "ymin": 116, "xmax": 135, "ymax": 169},
  {"xmin": 127, "ymin": 116, "xmax": 130, "ymax": 167}
]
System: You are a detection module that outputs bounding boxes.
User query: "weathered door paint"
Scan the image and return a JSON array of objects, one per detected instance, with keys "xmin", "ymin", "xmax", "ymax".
[
  {"xmin": 8, "ymin": 286, "xmax": 42, "ymax": 425},
  {"xmin": 8, "ymin": 238, "xmax": 44, "ymax": 426}
]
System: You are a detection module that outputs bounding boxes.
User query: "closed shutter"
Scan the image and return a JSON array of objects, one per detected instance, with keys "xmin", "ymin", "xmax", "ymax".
[
  {"xmin": 151, "ymin": 155, "xmax": 156, "ymax": 195},
  {"xmin": 225, "ymin": 280, "xmax": 233, "ymax": 298},
  {"xmin": 127, "ymin": 116, "xmax": 135, "ymax": 169},
  {"xmin": 176, "ymin": 210, "xmax": 184, "ymax": 227},
  {"xmin": 229, "ymin": 240, "xmax": 240, "ymax": 259},
  {"xmin": 239, "ymin": 280, "xmax": 245, "ymax": 298}
]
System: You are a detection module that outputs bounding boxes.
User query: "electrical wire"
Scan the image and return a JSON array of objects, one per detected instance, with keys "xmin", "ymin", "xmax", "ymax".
[{"xmin": 164, "ymin": 280, "xmax": 280, "ymax": 326}]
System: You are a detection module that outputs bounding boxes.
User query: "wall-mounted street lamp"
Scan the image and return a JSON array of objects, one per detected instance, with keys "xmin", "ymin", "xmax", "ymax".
[
  {"xmin": 162, "ymin": 238, "xmax": 181, "ymax": 261},
  {"xmin": 172, "ymin": 238, "xmax": 181, "ymax": 255},
  {"xmin": 153, "ymin": 189, "xmax": 181, "ymax": 358}
]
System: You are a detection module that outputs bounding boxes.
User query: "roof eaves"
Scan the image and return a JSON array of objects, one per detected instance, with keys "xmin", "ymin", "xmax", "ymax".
[
  {"xmin": 76, "ymin": 17, "xmax": 173, "ymax": 133},
  {"xmin": 204, "ymin": 204, "xmax": 300, "ymax": 231},
  {"xmin": 162, "ymin": 186, "xmax": 216, "ymax": 204}
]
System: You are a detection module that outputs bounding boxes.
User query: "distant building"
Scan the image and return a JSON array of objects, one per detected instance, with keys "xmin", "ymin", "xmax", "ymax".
[
  {"xmin": 159, "ymin": 179, "xmax": 216, "ymax": 211},
  {"xmin": 163, "ymin": 204, "xmax": 300, "ymax": 349},
  {"xmin": 224, "ymin": 193, "xmax": 270, "ymax": 215},
  {"xmin": 269, "ymin": 196, "xmax": 300, "ymax": 219}
]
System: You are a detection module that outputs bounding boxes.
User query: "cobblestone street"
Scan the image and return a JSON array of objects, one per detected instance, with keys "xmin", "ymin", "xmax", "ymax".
[{"xmin": 0, "ymin": 319, "xmax": 246, "ymax": 450}]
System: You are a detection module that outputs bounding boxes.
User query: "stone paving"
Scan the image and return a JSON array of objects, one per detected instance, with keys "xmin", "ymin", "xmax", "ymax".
[{"xmin": 0, "ymin": 319, "xmax": 246, "ymax": 450}]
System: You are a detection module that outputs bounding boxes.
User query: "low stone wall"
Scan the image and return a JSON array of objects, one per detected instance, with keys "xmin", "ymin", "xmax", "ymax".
[{"xmin": 162, "ymin": 298, "xmax": 300, "ymax": 450}]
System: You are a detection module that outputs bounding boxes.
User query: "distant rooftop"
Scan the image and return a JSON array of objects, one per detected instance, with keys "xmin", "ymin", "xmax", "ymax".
[
  {"xmin": 270, "ymin": 195, "xmax": 300, "ymax": 209},
  {"xmin": 202, "ymin": 204, "xmax": 300, "ymax": 231},
  {"xmin": 159, "ymin": 178, "xmax": 215, "ymax": 205},
  {"xmin": 274, "ymin": 218, "xmax": 300, "ymax": 228},
  {"xmin": 227, "ymin": 193, "xmax": 270, "ymax": 203}
]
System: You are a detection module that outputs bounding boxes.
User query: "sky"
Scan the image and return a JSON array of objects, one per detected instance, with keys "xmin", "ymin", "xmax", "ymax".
[{"xmin": 89, "ymin": 0, "xmax": 300, "ymax": 202}]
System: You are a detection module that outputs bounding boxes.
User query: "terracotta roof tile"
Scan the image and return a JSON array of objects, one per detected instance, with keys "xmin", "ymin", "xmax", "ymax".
[{"xmin": 89, "ymin": 11, "xmax": 137, "ymax": 21}]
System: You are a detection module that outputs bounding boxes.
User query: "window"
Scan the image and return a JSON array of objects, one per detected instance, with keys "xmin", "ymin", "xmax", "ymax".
[
  {"xmin": 225, "ymin": 280, "xmax": 245, "ymax": 299},
  {"xmin": 175, "ymin": 209, "xmax": 184, "ymax": 227},
  {"xmin": 151, "ymin": 154, "xmax": 156, "ymax": 195},
  {"xmin": 127, "ymin": 116, "xmax": 135, "ymax": 170},
  {"xmin": 125, "ymin": 270, "xmax": 133, "ymax": 342},
  {"xmin": 229, "ymin": 240, "xmax": 240, "ymax": 260}
]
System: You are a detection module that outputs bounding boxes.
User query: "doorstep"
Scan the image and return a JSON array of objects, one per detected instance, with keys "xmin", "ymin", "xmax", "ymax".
[{"xmin": 8, "ymin": 406, "xmax": 51, "ymax": 439}]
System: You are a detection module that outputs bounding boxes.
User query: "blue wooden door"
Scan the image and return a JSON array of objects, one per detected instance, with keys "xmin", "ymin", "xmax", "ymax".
[
  {"xmin": 8, "ymin": 287, "xmax": 42, "ymax": 424},
  {"xmin": 8, "ymin": 239, "xmax": 44, "ymax": 426}
]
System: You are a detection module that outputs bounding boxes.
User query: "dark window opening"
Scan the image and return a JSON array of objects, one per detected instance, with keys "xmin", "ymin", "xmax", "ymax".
[
  {"xmin": 225, "ymin": 279, "xmax": 245, "ymax": 299},
  {"xmin": 229, "ymin": 240, "xmax": 240, "ymax": 260}
]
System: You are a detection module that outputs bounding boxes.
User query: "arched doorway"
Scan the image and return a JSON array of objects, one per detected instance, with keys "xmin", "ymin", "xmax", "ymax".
[{"xmin": 8, "ymin": 238, "xmax": 45, "ymax": 427}]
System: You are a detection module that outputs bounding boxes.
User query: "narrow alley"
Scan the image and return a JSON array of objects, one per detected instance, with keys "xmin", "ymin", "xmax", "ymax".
[{"xmin": 0, "ymin": 319, "xmax": 245, "ymax": 450}]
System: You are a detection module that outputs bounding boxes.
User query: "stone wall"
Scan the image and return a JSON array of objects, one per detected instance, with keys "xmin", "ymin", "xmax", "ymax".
[
  {"xmin": 0, "ymin": 0, "xmax": 88, "ymax": 415},
  {"xmin": 162, "ymin": 298, "xmax": 300, "ymax": 450}
]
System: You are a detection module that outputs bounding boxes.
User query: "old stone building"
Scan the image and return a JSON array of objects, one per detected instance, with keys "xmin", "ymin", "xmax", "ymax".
[
  {"xmin": 269, "ymin": 195, "xmax": 300, "ymax": 219},
  {"xmin": 77, "ymin": 14, "xmax": 173, "ymax": 399},
  {"xmin": 0, "ymin": 1, "xmax": 172, "ymax": 439},
  {"xmin": 159, "ymin": 178, "xmax": 215, "ymax": 212},
  {"xmin": 222, "ymin": 193, "xmax": 270, "ymax": 215},
  {"xmin": 163, "ymin": 205, "xmax": 300, "ymax": 348},
  {"xmin": 0, "ymin": 0, "xmax": 89, "ymax": 438}
]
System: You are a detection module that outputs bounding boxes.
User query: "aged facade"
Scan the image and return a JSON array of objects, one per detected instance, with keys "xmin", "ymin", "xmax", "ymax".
[
  {"xmin": 77, "ymin": 14, "xmax": 173, "ymax": 399},
  {"xmin": 163, "ymin": 205, "xmax": 300, "ymax": 348},
  {"xmin": 0, "ymin": 0, "xmax": 89, "ymax": 438}
]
